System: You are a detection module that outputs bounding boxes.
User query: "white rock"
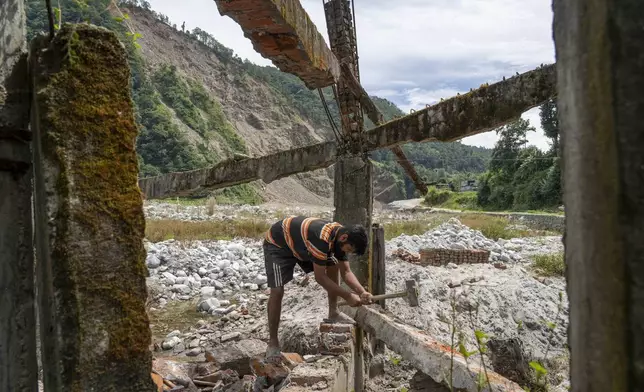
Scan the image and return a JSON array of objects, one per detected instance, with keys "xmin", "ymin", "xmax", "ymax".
[
  {"xmin": 186, "ymin": 347, "xmax": 202, "ymax": 356},
  {"xmin": 446, "ymin": 263, "xmax": 458, "ymax": 269},
  {"xmin": 176, "ymin": 270, "xmax": 187, "ymax": 277},
  {"xmin": 250, "ymin": 284, "xmax": 259, "ymax": 291},
  {"xmin": 167, "ymin": 330, "xmax": 181, "ymax": 338},
  {"xmin": 162, "ymin": 272, "xmax": 177, "ymax": 284},
  {"xmin": 215, "ymin": 305, "xmax": 236, "ymax": 315},
  {"xmin": 200, "ymin": 298, "xmax": 220, "ymax": 312},
  {"xmin": 198, "ymin": 267, "xmax": 208, "ymax": 277},
  {"xmin": 162, "ymin": 336, "xmax": 182, "ymax": 350},
  {"xmin": 200, "ymin": 287, "xmax": 215, "ymax": 298},
  {"xmin": 146, "ymin": 254, "xmax": 161, "ymax": 268},
  {"xmin": 255, "ymin": 275, "xmax": 268, "ymax": 286},
  {"xmin": 221, "ymin": 332, "xmax": 241, "ymax": 342},
  {"xmin": 172, "ymin": 284, "xmax": 191, "ymax": 295},
  {"xmin": 213, "ymin": 280, "xmax": 224, "ymax": 290},
  {"xmin": 189, "ymin": 339, "xmax": 200, "ymax": 348}
]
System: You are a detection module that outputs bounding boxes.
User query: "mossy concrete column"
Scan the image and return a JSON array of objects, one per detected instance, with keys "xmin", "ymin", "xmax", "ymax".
[
  {"xmin": 554, "ymin": 0, "xmax": 644, "ymax": 389},
  {"xmin": 0, "ymin": 0, "xmax": 38, "ymax": 390},
  {"xmin": 30, "ymin": 25, "xmax": 155, "ymax": 391}
]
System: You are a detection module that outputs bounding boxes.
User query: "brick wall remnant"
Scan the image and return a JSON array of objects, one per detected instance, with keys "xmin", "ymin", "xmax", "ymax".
[
  {"xmin": 419, "ymin": 248, "xmax": 490, "ymax": 266},
  {"xmin": 318, "ymin": 322, "xmax": 354, "ymax": 356},
  {"xmin": 30, "ymin": 24, "xmax": 154, "ymax": 391}
]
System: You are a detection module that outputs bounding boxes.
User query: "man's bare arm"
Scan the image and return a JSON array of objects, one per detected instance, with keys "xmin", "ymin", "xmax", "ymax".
[
  {"xmin": 312, "ymin": 263, "xmax": 352, "ymax": 300},
  {"xmin": 339, "ymin": 261, "xmax": 367, "ymax": 295}
]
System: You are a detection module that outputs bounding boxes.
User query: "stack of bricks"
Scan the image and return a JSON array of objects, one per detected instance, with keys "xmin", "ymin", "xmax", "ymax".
[
  {"xmin": 318, "ymin": 323, "xmax": 354, "ymax": 356},
  {"xmin": 419, "ymin": 248, "xmax": 490, "ymax": 267}
]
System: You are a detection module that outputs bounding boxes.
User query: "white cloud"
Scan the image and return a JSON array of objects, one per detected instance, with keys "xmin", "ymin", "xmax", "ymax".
[
  {"xmin": 145, "ymin": 0, "xmax": 555, "ymax": 151},
  {"xmin": 461, "ymin": 107, "xmax": 551, "ymax": 150}
]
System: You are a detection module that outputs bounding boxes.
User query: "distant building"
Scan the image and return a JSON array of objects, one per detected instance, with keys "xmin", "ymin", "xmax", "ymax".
[{"xmin": 460, "ymin": 179, "xmax": 478, "ymax": 192}]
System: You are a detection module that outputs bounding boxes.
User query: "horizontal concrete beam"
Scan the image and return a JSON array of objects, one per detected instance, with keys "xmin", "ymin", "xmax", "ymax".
[
  {"xmin": 214, "ymin": 0, "xmax": 340, "ymax": 89},
  {"xmin": 342, "ymin": 306, "xmax": 524, "ymax": 392},
  {"xmin": 365, "ymin": 64, "xmax": 557, "ymax": 150},
  {"xmin": 139, "ymin": 141, "xmax": 337, "ymax": 199}
]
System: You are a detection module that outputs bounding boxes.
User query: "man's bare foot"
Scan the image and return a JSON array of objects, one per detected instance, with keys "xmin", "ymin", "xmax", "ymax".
[{"xmin": 324, "ymin": 310, "xmax": 356, "ymax": 325}]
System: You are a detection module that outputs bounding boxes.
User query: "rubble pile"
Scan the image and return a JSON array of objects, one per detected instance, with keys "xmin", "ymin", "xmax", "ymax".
[{"xmin": 389, "ymin": 218, "xmax": 562, "ymax": 263}]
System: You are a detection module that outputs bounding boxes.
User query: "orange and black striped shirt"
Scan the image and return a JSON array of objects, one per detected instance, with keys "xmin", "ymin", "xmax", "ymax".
[{"xmin": 264, "ymin": 216, "xmax": 345, "ymax": 264}]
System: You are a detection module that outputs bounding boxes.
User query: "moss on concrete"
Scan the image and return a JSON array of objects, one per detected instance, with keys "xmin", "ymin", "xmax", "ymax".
[{"xmin": 32, "ymin": 23, "xmax": 154, "ymax": 391}]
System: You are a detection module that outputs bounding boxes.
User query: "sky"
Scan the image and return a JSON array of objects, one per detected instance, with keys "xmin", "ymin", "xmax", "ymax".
[{"xmin": 146, "ymin": 0, "xmax": 556, "ymax": 150}]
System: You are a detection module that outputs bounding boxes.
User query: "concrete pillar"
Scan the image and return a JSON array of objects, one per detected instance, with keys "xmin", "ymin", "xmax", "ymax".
[
  {"xmin": 30, "ymin": 25, "xmax": 155, "ymax": 391},
  {"xmin": 553, "ymin": 0, "xmax": 644, "ymax": 389},
  {"xmin": 0, "ymin": 0, "xmax": 38, "ymax": 390},
  {"xmin": 333, "ymin": 154, "xmax": 372, "ymax": 392},
  {"xmin": 333, "ymin": 155, "xmax": 373, "ymax": 284}
]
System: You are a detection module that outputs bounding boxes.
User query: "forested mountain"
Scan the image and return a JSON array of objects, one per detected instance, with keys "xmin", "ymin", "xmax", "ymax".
[{"xmin": 25, "ymin": 0, "xmax": 492, "ymax": 203}]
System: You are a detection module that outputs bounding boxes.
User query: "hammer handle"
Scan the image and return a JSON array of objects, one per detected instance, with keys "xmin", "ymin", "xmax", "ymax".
[{"xmin": 337, "ymin": 290, "xmax": 407, "ymax": 306}]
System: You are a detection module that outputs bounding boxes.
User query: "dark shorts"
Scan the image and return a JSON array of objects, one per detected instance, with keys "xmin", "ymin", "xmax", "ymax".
[{"xmin": 263, "ymin": 241, "xmax": 315, "ymax": 288}]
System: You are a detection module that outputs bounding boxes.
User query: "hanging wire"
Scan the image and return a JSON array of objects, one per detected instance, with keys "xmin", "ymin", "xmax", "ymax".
[{"xmin": 318, "ymin": 88, "xmax": 342, "ymax": 144}]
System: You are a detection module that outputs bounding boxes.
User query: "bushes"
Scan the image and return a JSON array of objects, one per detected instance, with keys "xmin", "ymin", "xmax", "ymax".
[{"xmin": 424, "ymin": 186, "xmax": 453, "ymax": 206}]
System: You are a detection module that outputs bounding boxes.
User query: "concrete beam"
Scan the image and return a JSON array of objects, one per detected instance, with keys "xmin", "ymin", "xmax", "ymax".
[
  {"xmin": 140, "ymin": 141, "xmax": 337, "ymax": 199},
  {"xmin": 0, "ymin": 0, "xmax": 38, "ymax": 390},
  {"xmin": 141, "ymin": 66, "xmax": 555, "ymax": 199},
  {"xmin": 342, "ymin": 306, "xmax": 524, "ymax": 392},
  {"xmin": 365, "ymin": 64, "xmax": 557, "ymax": 150},
  {"xmin": 30, "ymin": 25, "xmax": 154, "ymax": 390},
  {"xmin": 214, "ymin": 0, "xmax": 340, "ymax": 89}
]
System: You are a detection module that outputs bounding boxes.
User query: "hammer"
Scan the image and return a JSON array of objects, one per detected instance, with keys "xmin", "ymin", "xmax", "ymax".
[{"xmin": 337, "ymin": 280, "xmax": 419, "ymax": 307}]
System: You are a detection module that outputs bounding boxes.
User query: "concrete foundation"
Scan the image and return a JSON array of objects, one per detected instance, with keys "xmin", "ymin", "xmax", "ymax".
[{"xmin": 282, "ymin": 322, "xmax": 355, "ymax": 392}]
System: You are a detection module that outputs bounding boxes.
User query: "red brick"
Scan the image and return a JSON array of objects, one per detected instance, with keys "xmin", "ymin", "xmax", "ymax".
[{"xmin": 214, "ymin": 0, "xmax": 340, "ymax": 89}]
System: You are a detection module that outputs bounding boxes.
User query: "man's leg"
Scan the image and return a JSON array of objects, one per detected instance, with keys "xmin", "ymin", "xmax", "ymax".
[
  {"xmin": 325, "ymin": 264, "xmax": 355, "ymax": 324},
  {"xmin": 267, "ymin": 286, "xmax": 284, "ymax": 356},
  {"xmin": 263, "ymin": 243, "xmax": 297, "ymax": 358}
]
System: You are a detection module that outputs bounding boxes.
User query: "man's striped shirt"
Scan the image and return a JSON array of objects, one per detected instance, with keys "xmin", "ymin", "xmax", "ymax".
[{"xmin": 264, "ymin": 216, "xmax": 345, "ymax": 264}]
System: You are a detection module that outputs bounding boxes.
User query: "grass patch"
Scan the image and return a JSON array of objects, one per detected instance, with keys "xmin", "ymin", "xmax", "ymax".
[
  {"xmin": 531, "ymin": 253, "xmax": 565, "ymax": 277},
  {"xmin": 383, "ymin": 220, "xmax": 439, "ymax": 240},
  {"xmin": 210, "ymin": 183, "xmax": 263, "ymax": 205},
  {"xmin": 146, "ymin": 219, "xmax": 269, "ymax": 242},
  {"xmin": 148, "ymin": 300, "xmax": 204, "ymax": 341},
  {"xmin": 458, "ymin": 214, "xmax": 540, "ymax": 240}
]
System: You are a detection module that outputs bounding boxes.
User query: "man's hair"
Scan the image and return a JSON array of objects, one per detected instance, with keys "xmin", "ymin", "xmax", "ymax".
[{"xmin": 340, "ymin": 224, "xmax": 369, "ymax": 256}]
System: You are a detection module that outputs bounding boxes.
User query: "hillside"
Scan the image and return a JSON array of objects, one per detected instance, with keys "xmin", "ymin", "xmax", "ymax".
[{"xmin": 25, "ymin": 0, "xmax": 491, "ymax": 205}]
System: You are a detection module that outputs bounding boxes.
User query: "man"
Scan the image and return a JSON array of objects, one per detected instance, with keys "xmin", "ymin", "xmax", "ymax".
[{"xmin": 263, "ymin": 216, "xmax": 373, "ymax": 359}]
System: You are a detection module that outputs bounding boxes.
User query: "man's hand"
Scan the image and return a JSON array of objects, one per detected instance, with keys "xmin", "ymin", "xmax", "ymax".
[
  {"xmin": 345, "ymin": 293, "xmax": 362, "ymax": 307},
  {"xmin": 360, "ymin": 292, "xmax": 374, "ymax": 304}
]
